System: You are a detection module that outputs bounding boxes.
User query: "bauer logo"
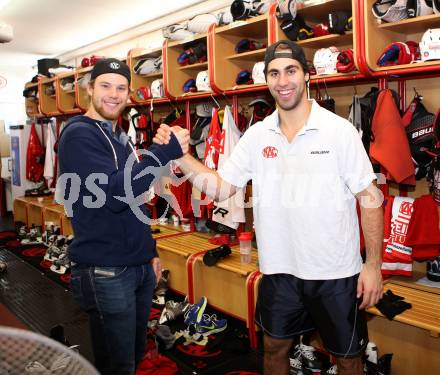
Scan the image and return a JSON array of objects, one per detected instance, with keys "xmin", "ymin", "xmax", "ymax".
[{"xmin": 262, "ymin": 146, "xmax": 278, "ymax": 158}]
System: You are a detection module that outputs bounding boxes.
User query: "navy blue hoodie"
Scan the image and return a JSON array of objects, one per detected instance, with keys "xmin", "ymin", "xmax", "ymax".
[{"xmin": 58, "ymin": 115, "xmax": 182, "ymax": 266}]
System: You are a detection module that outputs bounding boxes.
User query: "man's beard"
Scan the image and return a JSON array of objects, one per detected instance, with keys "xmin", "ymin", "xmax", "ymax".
[{"xmin": 92, "ymin": 97, "xmax": 126, "ymax": 121}]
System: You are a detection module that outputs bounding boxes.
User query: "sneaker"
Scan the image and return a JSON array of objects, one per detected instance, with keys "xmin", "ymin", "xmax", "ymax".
[
  {"xmin": 194, "ymin": 313, "xmax": 227, "ymax": 336},
  {"xmin": 296, "ymin": 344, "xmax": 330, "ymax": 372},
  {"xmin": 159, "ymin": 297, "xmax": 190, "ymax": 324},
  {"xmin": 324, "ymin": 364, "xmax": 338, "ymax": 374},
  {"xmin": 153, "ymin": 269, "xmax": 170, "ymax": 305},
  {"xmin": 184, "ymin": 296, "xmax": 207, "ymax": 325}
]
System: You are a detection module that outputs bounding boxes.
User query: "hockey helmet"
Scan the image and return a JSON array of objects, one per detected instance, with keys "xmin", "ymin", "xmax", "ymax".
[
  {"xmin": 252, "ymin": 61, "xmax": 266, "ymax": 84},
  {"xmin": 420, "ymin": 29, "xmax": 440, "ymax": 61},
  {"xmin": 151, "ymin": 79, "xmax": 164, "ymax": 98},
  {"xmin": 313, "ymin": 47, "xmax": 340, "ymax": 75},
  {"xmin": 196, "ymin": 70, "xmax": 211, "ymax": 92}
]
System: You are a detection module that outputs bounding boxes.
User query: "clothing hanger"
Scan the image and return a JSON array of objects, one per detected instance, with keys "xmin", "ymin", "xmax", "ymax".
[{"xmin": 210, "ymin": 93, "xmax": 221, "ymax": 109}]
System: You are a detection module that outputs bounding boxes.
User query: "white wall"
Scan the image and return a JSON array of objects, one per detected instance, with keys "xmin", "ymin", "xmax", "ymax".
[{"xmin": 0, "ymin": 65, "xmax": 36, "ymax": 131}]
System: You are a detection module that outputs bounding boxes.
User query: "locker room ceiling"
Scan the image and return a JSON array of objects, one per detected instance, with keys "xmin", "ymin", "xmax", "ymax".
[{"xmin": 0, "ymin": 0, "xmax": 205, "ymax": 67}]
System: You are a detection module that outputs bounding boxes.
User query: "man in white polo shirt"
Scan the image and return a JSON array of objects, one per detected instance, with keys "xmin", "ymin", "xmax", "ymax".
[{"xmin": 153, "ymin": 40, "xmax": 383, "ymax": 375}]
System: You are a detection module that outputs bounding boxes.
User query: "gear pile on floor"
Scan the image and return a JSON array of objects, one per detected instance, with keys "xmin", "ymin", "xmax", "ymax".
[
  {"xmin": 136, "ymin": 270, "xmax": 263, "ymax": 374},
  {"xmin": 0, "ymin": 226, "xmax": 74, "ymax": 287}
]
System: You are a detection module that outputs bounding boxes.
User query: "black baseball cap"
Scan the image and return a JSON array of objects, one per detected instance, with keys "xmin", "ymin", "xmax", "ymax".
[
  {"xmin": 90, "ymin": 58, "xmax": 131, "ymax": 84},
  {"xmin": 264, "ymin": 40, "xmax": 308, "ymax": 75}
]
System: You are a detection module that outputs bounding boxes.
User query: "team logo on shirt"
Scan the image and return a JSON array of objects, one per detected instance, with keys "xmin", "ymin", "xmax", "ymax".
[{"xmin": 262, "ymin": 146, "xmax": 278, "ymax": 158}]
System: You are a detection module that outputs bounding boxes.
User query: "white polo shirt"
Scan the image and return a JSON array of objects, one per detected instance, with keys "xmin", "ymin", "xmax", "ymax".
[{"xmin": 218, "ymin": 100, "xmax": 376, "ymax": 279}]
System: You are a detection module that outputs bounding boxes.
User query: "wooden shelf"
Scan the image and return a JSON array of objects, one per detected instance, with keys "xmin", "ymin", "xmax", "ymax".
[
  {"xmin": 168, "ymin": 33, "xmax": 207, "ymax": 48},
  {"xmin": 377, "ymin": 13, "xmax": 440, "ymax": 34},
  {"xmin": 178, "ymin": 61, "xmax": 208, "ymax": 71},
  {"xmin": 374, "ymin": 60, "xmax": 440, "ymax": 71},
  {"xmin": 297, "ymin": 0, "xmax": 352, "ymax": 21},
  {"xmin": 226, "ymin": 83, "xmax": 267, "ymax": 91},
  {"xmin": 135, "ymin": 71, "xmax": 163, "ymax": 78},
  {"xmin": 130, "ymin": 47, "xmax": 162, "ymax": 60},
  {"xmin": 179, "ymin": 91, "xmax": 212, "ymax": 98},
  {"xmin": 310, "ymin": 71, "xmax": 358, "ymax": 80},
  {"xmin": 227, "ymin": 48, "xmax": 266, "ymax": 61},
  {"xmin": 216, "ymin": 14, "xmax": 268, "ymax": 39},
  {"xmin": 297, "ymin": 32, "xmax": 353, "ymax": 48}
]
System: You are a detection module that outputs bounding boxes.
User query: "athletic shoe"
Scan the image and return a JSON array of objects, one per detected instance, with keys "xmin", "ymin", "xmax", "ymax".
[
  {"xmin": 296, "ymin": 344, "xmax": 330, "ymax": 372},
  {"xmin": 184, "ymin": 296, "xmax": 207, "ymax": 325},
  {"xmin": 324, "ymin": 364, "xmax": 338, "ymax": 374},
  {"xmin": 194, "ymin": 313, "xmax": 227, "ymax": 336},
  {"xmin": 159, "ymin": 297, "xmax": 190, "ymax": 324},
  {"xmin": 152, "ymin": 269, "xmax": 170, "ymax": 305},
  {"xmin": 290, "ymin": 345, "xmax": 313, "ymax": 375}
]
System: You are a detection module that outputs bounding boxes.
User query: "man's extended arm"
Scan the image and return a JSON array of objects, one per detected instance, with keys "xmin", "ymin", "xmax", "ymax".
[
  {"xmin": 356, "ymin": 182, "xmax": 384, "ymax": 309},
  {"xmin": 154, "ymin": 125, "xmax": 238, "ymax": 201}
]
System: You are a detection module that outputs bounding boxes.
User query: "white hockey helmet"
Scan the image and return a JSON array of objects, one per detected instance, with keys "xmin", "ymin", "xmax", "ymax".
[
  {"xmin": 313, "ymin": 47, "xmax": 340, "ymax": 75},
  {"xmin": 252, "ymin": 61, "xmax": 266, "ymax": 84},
  {"xmin": 196, "ymin": 70, "xmax": 211, "ymax": 92},
  {"xmin": 151, "ymin": 79, "xmax": 164, "ymax": 98},
  {"xmin": 162, "ymin": 24, "xmax": 194, "ymax": 41},
  {"xmin": 187, "ymin": 13, "xmax": 219, "ymax": 33},
  {"xmin": 420, "ymin": 28, "xmax": 440, "ymax": 61}
]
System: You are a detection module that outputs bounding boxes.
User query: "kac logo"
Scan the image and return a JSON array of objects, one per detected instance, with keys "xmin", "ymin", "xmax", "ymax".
[
  {"xmin": 109, "ymin": 62, "xmax": 120, "ymax": 69},
  {"xmin": 262, "ymin": 146, "xmax": 278, "ymax": 159}
]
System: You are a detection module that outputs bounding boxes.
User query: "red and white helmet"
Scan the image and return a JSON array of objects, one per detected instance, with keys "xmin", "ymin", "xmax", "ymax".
[
  {"xmin": 151, "ymin": 79, "xmax": 164, "ymax": 98},
  {"xmin": 420, "ymin": 29, "xmax": 440, "ymax": 61},
  {"xmin": 252, "ymin": 61, "xmax": 266, "ymax": 84},
  {"xmin": 336, "ymin": 49, "xmax": 356, "ymax": 73},
  {"xmin": 313, "ymin": 47, "xmax": 340, "ymax": 75}
]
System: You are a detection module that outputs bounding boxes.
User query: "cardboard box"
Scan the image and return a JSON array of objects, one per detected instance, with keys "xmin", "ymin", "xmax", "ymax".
[{"xmin": 0, "ymin": 133, "xmax": 10, "ymax": 157}]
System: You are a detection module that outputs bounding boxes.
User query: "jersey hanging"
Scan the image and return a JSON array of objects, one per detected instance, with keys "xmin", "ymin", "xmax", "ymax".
[
  {"xmin": 26, "ymin": 122, "xmax": 45, "ymax": 183},
  {"xmin": 211, "ymin": 106, "xmax": 245, "ymax": 229}
]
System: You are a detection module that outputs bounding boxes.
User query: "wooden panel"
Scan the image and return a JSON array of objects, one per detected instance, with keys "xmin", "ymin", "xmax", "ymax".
[
  {"xmin": 377, "ymin": 12, "xmax": 440, "ymax": 34},
  {"xmin": 367, "ymin": 283, "xmax": 440, "ymax": 336},
  {"xmin": 24, "ymin": 82, "xmax": 41, "ymax": 118},
  {"xmin": 39, "ymin": 77, "xmax": 60, "ymax": 116},
  {"xmin": 75, "ymin": 68, "xmax": 92, "ymax": 111},
  {"xmin": 192, "ymin": 248, "xmax": 259, "ymax": 321},
  {"xmin": 42, "ymin": 205, "xmax": 64, "ymax": 228},
  {"xmin": 13, "ymin": 199, "xmax": 28, "ymax": 225},
  {"xmin": 61, "ymin": 215, "xmax": 74, "ymax": 236},
  {"xmin": 297, "ymin": 0, "xmax": 352, "ymax": 22},
  {"xmin": 166, "ymin": 37, "xmax": 209, "ymax": 97},
  {"xmin": 363, "ymin": 0, "xmax": 433, "ymax": 72},
  {"xmin": 56, "ymin": 74, "xmax": 79, "ymax": 114},
  {"xmin": 156, "ymin": 233, "xmax": 218, "ymax": 294},
  {"xmin": 128, "ymin": 47, "xmax": 163, "ymax": 104},
  {"xmin": 27, "ymin": 201, "xmax": 57, "ymax": 228},
  {"xmin": 367, "ymin": 315, "xmax": 440, "ymax": 375}
]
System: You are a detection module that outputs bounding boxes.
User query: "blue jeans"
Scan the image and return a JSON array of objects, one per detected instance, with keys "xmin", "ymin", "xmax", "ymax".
[{"xmin": 70, "ymin": 263, "xmax": 155, "ymax": 375}]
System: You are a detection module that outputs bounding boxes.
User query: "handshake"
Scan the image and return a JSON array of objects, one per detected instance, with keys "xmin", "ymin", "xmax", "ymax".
[{"xmin": 153, "ymin": 124, "xmax": 190, "ymax": 156}]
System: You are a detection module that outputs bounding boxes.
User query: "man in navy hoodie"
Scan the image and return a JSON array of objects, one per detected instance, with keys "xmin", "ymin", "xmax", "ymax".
[{"xmin": 57, "ymin": 58, "xmax": 189, "ymax": 375}]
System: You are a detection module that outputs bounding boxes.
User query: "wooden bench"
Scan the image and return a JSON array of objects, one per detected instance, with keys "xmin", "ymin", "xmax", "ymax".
[
  {"xmin": 368, "ymin": 283, "xmax": 440, "ymax": 337},
  {"xmin": 13, "ymin": 196, "xmax": 54, "ymax": 226},
  {"xmin": 366, "ymin": 278, "xmax": 440, "ymax": 375},
  {"xmin": 187, "ymin": 246, "xmax": 261, "ymax": 348},
  {"xmin": 155, "ymin": 233, "xmax": 218, "ymax": 295}
]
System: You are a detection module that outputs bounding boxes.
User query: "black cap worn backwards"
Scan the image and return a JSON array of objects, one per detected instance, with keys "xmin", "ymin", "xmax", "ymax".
[
  {"xmin": 90, "ymin": 58, "xmax": 131, "ymax": 84},
  {"xmin": 264, "ymin": 40, "xmax": 308, "ymax": 76}
]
